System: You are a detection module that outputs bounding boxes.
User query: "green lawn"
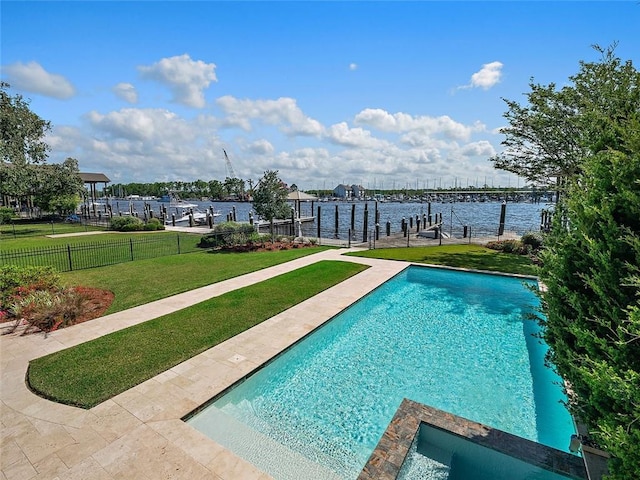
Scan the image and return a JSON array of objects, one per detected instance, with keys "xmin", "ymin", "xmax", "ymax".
[
  {"xmin": 347, "ymin": 244, "xmax": 538, "ymax": 276},
  {"xmin": 0, "ymin": 229, "xmax": 194, "ymax": 250},
  {"xmin": 27, "ymin": 260, "xmax": 368, "ymax": 408},
  {"xmin": 0, "ymin": 221, "xmax": 106, "ymax": 243},
  {"xmin": 61, "ymin": 246, "xmax": 329, "ymax": 313}
]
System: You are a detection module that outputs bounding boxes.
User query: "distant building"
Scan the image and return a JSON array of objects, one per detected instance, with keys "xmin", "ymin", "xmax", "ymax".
[
  {"xmin": 332, "ymin": 184, "xmax": 366, "ymax": 199},
  {"xmin": 333, "ymin": 184, "xmax": 351, "ymax": 199},
  {"xmin": 351, "ymin": 184, "xmax": 366, "ymax": 199}
]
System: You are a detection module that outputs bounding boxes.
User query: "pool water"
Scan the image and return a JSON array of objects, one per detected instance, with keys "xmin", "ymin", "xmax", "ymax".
[
  {"xmin": 187, "ymin": 266, "xmax": 575, "ymax": 479},
  {"xmin": 398, "ymin": 423, "xmax": 578, "ymax": 480}
]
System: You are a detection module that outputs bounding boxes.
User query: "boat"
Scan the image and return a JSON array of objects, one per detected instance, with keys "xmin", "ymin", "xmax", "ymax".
[{"xmin": 160, "ymin": 192, "xmax": 220, "ymax": 226}]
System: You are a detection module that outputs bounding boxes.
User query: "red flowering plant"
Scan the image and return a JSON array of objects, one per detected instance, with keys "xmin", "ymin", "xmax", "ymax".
[{"xmin": 0, "ymin": 265, "xmax": 90, "ymax": 335}]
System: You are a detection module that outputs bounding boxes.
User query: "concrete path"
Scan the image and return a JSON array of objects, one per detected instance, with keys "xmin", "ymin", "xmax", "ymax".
[{"xmin": 1, "ymin": 248, "xmax": 409, "ymax": 480}]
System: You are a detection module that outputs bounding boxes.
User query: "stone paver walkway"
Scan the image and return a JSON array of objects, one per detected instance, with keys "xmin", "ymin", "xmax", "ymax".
[{"xmin": 1, "ymin": 249, "xmax": 408, "ymax": 480}]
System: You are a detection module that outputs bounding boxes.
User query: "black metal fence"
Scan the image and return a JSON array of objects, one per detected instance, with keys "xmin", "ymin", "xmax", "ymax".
[
  {"xmin": 0, "ymin": 234, "xmax": 200, "ymax": 272},
  {"xmin": 0, "ymin": 218, "xmax": 109, "ymax": 239}
]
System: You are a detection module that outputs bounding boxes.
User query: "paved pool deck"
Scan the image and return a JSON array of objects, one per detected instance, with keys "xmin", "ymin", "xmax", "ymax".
[{"xmin": 1, "ymin": 248, "xmax": 408, "ymax": 480}]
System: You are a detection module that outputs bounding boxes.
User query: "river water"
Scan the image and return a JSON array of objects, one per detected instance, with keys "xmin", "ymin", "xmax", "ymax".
[{"xmin": 106, "ymin": 199, "xmax": 552, "ymax": 241}]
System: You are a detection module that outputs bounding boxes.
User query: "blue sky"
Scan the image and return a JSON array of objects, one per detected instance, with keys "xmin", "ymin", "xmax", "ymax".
[{"xmin": 2, "ymin": 1, "xmax": 639, "ymax": 190}]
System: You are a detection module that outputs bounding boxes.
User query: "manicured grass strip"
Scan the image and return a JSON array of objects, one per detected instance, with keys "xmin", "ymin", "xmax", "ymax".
[
  {"xmin": 346, "ymin": 244, "xmax": 538, "ymax": 276},
  {"xmin": 0, "ymin": 222, "xmax": 106, "ymax": 241},
  {"xmin": 27, "ymin": 260, "xmax": 368, "ymax": 409},
  {"xmin": 0, "ymin": 230, "xmax": 201, "ymax": 251},
  {"xmin": 61, "ymin": 247, "xmax": 329, "ymax": 314}
]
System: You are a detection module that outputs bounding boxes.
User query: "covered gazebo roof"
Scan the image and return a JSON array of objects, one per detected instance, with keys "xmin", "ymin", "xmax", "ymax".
[
  {"xmin": 287, "ymin": 191, "xmax": 317, "ymax": 201},
  {"xmin": 79, "ymin": 172, "xmax": 111, "ymax": 183}
]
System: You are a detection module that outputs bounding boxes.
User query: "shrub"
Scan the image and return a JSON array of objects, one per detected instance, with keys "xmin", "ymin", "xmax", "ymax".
[
  {"xmin": 485, "ymin": 239, "xmax": 528, "ymax": 255},
  {"xmin": 110, "ymin": 215, "xmax": 143, "ymax": 232},
  {"xmin": 0, "ymin": 265, "xmax": 60, "ymax": 309},
  {"xmin": 143, "ymin": 217, "xmax": 165, "ymax": 231},
  {"xmin": 0, "ymin": 265, "xmax": 86, "ymax": 335},
  {"xmin": 198, "ymin": 222, "xmax": 259, "ymax": 248},
  {"xmin": 521, "ymin": 231, "xmax": 543, "ymax": 250},
  {"xmin": 6, "ymin": 286, "xmax": 89, "ymax": 334},
  {"xmin": 0, "ymin": 206, "xmax": 17, "ymax": 224}
]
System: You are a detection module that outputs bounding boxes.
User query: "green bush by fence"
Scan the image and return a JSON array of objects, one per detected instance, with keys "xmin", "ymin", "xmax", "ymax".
[{"xmin": 0, "ymin": 234, "xmax": 200, "ymax": 272}]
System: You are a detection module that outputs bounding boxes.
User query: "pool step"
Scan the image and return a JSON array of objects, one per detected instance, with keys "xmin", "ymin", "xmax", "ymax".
[
  {"xmin": 189, "ymin": 405, "xmax": 343, "ymax": 480},
  {"xmin": 398, "ymin": 438, "xmax": 452, "ymax": 480},
  {"xmin": 221, "ymin": 398, "xmax": 368, "ymax": 476}
]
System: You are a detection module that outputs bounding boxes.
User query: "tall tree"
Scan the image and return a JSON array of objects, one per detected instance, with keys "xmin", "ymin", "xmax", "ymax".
[
  {"xmin": 0, "ymin": 82, "xmax": 52, "ymax": 205},
  {"xmin": 33, "ymin": 158, "xmax": 84, "ymax": 213},
  {"xmin": 208, "ymin": 179, "xmax": 225, "ymax": 200},
  {"xmin": 251, "ymin": 170, "xmax": 290, "ymax": 222},
  {"xmin": 223, "ymin": 177, "xmax": 245, "ymax": 199},
  {"xmin": 523, "ymin": 47, "xmax": 640, "ymax": 479},
  {"xmin": 490, "ymin": 82, "xmax": 585, "ymax": 188},
  {"xmin": 0, "ymin": 81, "xmax": 51, "ymax": 166},
  {"xmin": 490, "ymin": 44, "xmax": 639, "ymax": 195}
]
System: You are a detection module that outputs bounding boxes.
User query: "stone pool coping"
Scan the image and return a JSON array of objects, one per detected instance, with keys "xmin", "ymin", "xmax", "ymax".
[{"xmin": 358, "ymin": 398, "xmax": 589, "ymax": 480}]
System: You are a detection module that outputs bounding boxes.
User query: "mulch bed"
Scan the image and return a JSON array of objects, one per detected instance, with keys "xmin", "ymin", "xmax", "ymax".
[{"xmin": 1, "ymin": 287, "xmax": 115, "ymax": 335}]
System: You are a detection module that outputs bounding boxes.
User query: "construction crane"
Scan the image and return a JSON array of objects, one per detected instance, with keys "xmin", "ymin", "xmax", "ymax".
[{"xmin": 223, "ymin": 149, "xmax": 236, "ymax": 179}]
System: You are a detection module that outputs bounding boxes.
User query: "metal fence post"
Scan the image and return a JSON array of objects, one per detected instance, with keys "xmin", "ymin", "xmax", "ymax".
[
  {"xmin": 67, "ymin": 244, "xmax": 73, "ymax": 271},
  {"xmin": 129, "ymin": 238, "xmax": 134, "ymax": 262},
  {"xmin": 177, "ymin": 233, "xmax": 181, "ymax": 254}
]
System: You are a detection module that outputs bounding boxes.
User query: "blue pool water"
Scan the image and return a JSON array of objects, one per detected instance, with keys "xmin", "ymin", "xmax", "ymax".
[{"xmin": 187, "ymin": 266, "xmax": 575, "ymax": 479}]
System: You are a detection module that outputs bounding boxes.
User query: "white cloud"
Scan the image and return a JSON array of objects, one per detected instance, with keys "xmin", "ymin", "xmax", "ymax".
[
  {"xmin": 138, "ymin": 54, "xmax": 217, "ymax": 108},
  {"xmin": 349, "ymin": 63, "xmax": 358, "ymax": 71},
  {"xmin": 216, "ymin": 95, "xmax": 324, "ymax": 136},
  {"xmin": 354, "ymin": 109, "xmax": 412, "ymax": 132},
  {"xmin": 113, "ymin": 82, "xmax": 138, "ymax": 103},
  {"xmin": 2, "ymin": 61, "xmax": 75, "ymax": 99},
  {"xmin": 71, "ymin": 107, "xmax": 225, "ymax": 180},
  {"xmin": 325, "ymin": 122, "xmax": 385, "ymax": 148},
  {"xmin": 86, "ymin": 108, "xmax": 192, "ymax": 142},
  {"xmin": 44, "ymin": 93, "xmax": 503, "ymax": 188},
  {"xmin": 355, "ymin": 108, "xmax": 484, "ymax": 141},
  {"xmin": 248, "ymin": 139, "xmax": 274, "ymax": 155},
  {"xmin": 457, "ymin": 61, "xmax": 503, "ymax": 90},
  {"xmin": 459, "ymin": 140, "xmax": 496, "ymax": 157},
  {"xmin": 271, "ymin": 148, "xmax": 329, "ymax": 171}
]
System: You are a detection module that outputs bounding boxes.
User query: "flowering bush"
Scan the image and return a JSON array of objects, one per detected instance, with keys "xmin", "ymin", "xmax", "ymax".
[
  {"xmin": 0, "ymin": 265, "xmax": 60, "ymax": 309},
  {"xmin": 0, "ymin": 265, "xmax": 94, "ymax": 335},
  {"xmin": 4, "ymin": 285, "xmax": 91, "ymax": 335}
]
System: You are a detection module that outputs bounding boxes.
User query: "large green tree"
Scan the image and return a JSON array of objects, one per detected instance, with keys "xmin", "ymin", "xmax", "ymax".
[
  {"xmin": 33, "ymin": 158, "xmax": 84, "ymax": 214},
  {"xmin": 1, "ymin": 83, "xmax": 83, "ymax": 212},
  {"xmin": 0, "ymin": 81, "xmax": 51, "ymax": 167},
  {"xmin": 1, "ymin": 82, "xmax": 52, "ymax": 205},
  {"xmin": 251, "ymin": 170, "xmax": 290, "ymax": 222},
  {"xmin": 515, "ymin": 47, "xmax": 640, "ymax": 479},
  {"xmin": 490, "ymin": 43, "xmax": 639, "ymax": 195}
]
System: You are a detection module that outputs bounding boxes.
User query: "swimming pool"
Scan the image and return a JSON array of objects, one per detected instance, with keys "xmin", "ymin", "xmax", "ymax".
[{"xmin": 186, "ymin": 265, "xmax": 576, "ymax": 479}]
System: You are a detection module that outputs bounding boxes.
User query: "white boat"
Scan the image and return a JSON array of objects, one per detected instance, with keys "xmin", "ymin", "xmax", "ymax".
[
  {"xmin": 164, "ymin": 208, "xmax": 208, "ymax": 226},
  {"xmin": 160, "ymin": 193, "xmax": 220, "ymax": 226}
]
